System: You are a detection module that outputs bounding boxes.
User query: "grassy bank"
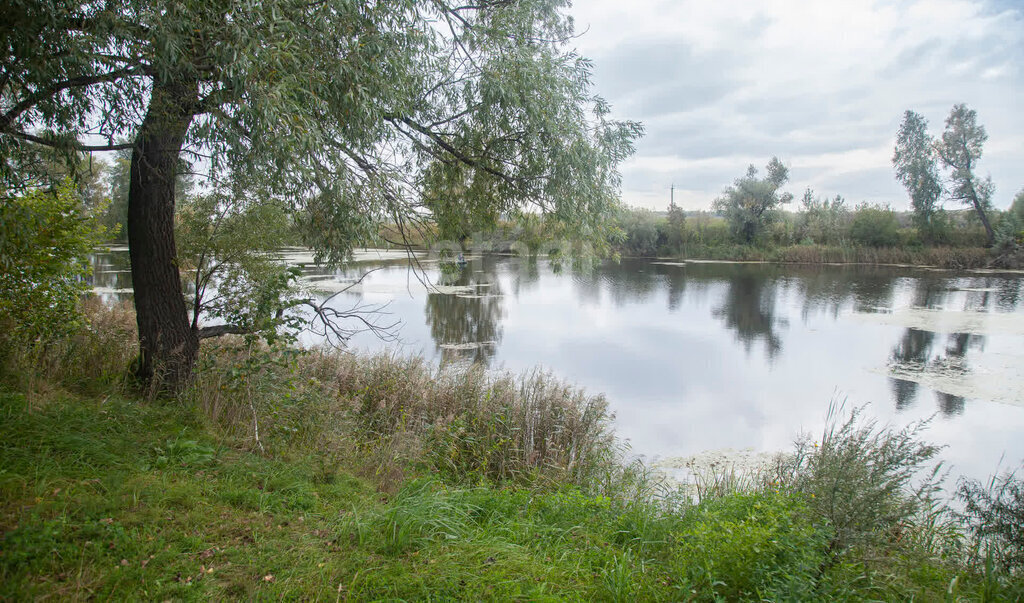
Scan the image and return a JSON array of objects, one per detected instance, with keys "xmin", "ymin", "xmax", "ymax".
[{"xmin": 1, "ymin": 303, "xmax": 1022, "ymax": 600}]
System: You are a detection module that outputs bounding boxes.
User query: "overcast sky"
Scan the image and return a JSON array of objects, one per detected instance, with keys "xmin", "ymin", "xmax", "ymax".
[{"xmin": 568, "ymin": 0, "xmax": 1024, "ymax": 211}]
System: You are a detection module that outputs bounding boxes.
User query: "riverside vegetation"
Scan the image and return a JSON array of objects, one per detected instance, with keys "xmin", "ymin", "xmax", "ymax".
[
  {"xmin": 446, "ymin": 186, "xmax": 1024, "ymax": 270},
  {"xmin": 605, "ymin": 193, "xmax": 1024, "ymax": 269},
  {"xmin": 2, "ymin": 298, "xmax": 1024, "ymax": 600},
  {"xmin": 2, "ymin": 162, "xmax": 1023, "ymax": 601},
  {"xmin": 599, "ymin": 105, "xmax": 1024, "ymax": 269},
  {"xmin": 4, "ymin": 2, "xmax": 1024, "ymax": 598}
]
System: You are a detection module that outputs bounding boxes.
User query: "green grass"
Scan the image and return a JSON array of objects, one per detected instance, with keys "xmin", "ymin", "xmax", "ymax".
[
  {"xmin": 3, "ymin": 385, "xmax": 1020, "ymax": 600},
  {"xmin": 1, "ymin": 305, "xmax": 1022, "ymax": 600},
  {"xmin": 0, "ymin": 387, "xmax": 820, "ymax": 600}
]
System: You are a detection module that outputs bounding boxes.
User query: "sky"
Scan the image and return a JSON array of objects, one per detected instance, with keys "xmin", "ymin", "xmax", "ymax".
[{"xmin": 568, "ymin": 0, "xmax": 1024, "ymax": 211}]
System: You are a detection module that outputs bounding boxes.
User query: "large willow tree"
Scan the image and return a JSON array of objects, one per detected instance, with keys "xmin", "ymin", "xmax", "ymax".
[{"xmin": 1, "ymin": 0, "xmax": 641, "ymax": 391}]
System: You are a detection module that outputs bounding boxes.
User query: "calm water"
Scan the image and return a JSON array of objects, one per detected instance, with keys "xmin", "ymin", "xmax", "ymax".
[{"xmin": 92, "ymin": 250, "xmax": 1024, "ymax": 483}]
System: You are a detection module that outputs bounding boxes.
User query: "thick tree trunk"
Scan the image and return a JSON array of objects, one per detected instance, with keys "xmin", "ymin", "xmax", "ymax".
[{"xmin": 127, "ymin": 77, "xmax": 198, "ymax": 393}]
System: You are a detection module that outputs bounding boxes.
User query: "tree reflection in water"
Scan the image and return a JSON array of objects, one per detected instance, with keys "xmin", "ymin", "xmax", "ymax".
[
  {"xmin": 424, "ymin": 258, "xmax": 504, "ymax": 366},
  {"xmin": 888, "ymin": 328, "xmax": 935, "ymax": 410},
  {"xmin": 887, "ymin": 282, "xmax": 987, "ymax": 416},
  {"xmin": 711, "ymin": 266, "xmax": 785, "ymax": 361}
]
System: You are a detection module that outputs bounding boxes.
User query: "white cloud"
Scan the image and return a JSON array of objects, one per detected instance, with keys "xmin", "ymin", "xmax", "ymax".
[{"xmin": 570, "ymin": 0, "xmax": 1024, "ymax": 210}]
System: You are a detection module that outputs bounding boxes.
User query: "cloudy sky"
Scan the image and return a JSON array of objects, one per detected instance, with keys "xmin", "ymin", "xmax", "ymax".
[{"xmin": 568, "ymin": 0, "xmax": 1024, "ymax": 211}]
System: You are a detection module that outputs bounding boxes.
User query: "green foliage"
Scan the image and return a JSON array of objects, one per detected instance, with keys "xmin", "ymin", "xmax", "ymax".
[
  {"xmin": 775, "ymin": 404, "xmax": 943, "ymax": 559},
  {"xmin": 671, "ymin": 493, "xmax": 827, "ymax": 600},
  {"xmin": 176, "ymin": 193, "xmax": 301, "ymax": 344},
  {"xmin": 993, "ymin": 190, "xmax": 1024, "ymax": 254},
  {"xmin": 893, "ymin": 110, "xmax": 944, "ymax": 240},
  {"xmin": 1010, "ymin": 189, "xmax": 1024, "ymax": 223},
  {"xmin": 184, "ymin": 341, "xmax": 318, "ymax": 454},
  {"xmin": 0, "ymin": 181, "xmax": 106, "ymax": 343},
  {"xmin": 349, "ymin": 478, "xmax": 477, "ymax": 555},
  {"xmin": 797, "ymin": 188, "xmax": 849, "ymax": 245},
  {"xmin": 614, "ymin": 206, "xmax": 664, "ymax": 256},
  {"xmin": 937, "ymin": 103, "xmax": 995, "ymax": 245},
  {"xmin": 1, "ymin": 0, "xmax": 640, "ymax": 263},
  {"xmin": 994, "ymin": 213, "xmax": 1023, "ymax": 254},
  {"xmin": 664, "ymin": 201, "xmax": 687, "ymax": 250},
  {"xmin": 153, "ymin": 437, "xmax": 217, "ymax": 469},
  {"xmin": 959, "ymin": 467, "xmax": 1024, "ymax": 573},
  {"xmin": 849, "ymin": 203, "xmax": 901, "ymax": 247},
  {"xmin": 713, "ymin": 157, "xmax": 794, "ymax": 244},
  {"xmin": 0, "ymin": 299, "xmax": 138, "ymax": 394}
]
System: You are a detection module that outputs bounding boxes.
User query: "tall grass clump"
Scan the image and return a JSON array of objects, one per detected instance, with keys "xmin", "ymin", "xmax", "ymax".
[
  {"xmin": 959, "ymin": 466, "xmax": 1024, "ymax": 574},
  {"xmin": 315, "ymin": 352, "xmax": 627, "ymax": 490},
  {"xmin": 0, "ymin": 298, "xmax": 138, "ymax": 395},
  {"xmin": 178, "ymin": 346, "xmax": 633, "ymax": 493},
  {"xmin": 181, "ymin": 340, "xmax": 329, "ymax": 454}
]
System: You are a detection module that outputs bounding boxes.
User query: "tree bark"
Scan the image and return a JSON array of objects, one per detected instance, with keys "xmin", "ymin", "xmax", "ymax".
[{"xmin": 127, "ymin": 77, "xmax": 198, "ymax": 393}]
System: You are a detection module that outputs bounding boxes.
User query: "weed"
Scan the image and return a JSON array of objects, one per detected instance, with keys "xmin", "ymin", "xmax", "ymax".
[
  {"xmin": 773, "ymin": 401, "xmax": 944, "ymax": 561},
  {"xmin": 959, "ymin": 465, "xmax": 1024, "ymax": 573}
]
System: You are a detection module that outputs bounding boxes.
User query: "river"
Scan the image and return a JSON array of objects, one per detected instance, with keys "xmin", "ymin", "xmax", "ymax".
[{"xmin": 92, "ymin": 248, "xmax": 1024, "ymax": 485}]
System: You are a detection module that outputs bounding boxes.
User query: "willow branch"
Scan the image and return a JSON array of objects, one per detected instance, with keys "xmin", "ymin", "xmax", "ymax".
[{"xmin": 2, "ymin": 66, "xmax": 150, "ymax": 128}]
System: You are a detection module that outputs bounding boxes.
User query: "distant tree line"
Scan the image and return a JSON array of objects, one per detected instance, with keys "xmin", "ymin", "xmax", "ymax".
[
  {"xmin": 611, "ymin": 103, "xmax": 1022, "ymax": 259},
  {"xmin": 609, "ymin": 199, "xmax": 1020, "ymax": 259}
]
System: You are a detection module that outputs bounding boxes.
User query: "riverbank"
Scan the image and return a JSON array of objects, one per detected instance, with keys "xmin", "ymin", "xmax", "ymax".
[
  {"xmin": 659, "ymin": 244, "xmax": 994, "ymax": 269},
  {"xmin": 1, "ymin": 302, "xmax": 1021, "ymax": 599}
]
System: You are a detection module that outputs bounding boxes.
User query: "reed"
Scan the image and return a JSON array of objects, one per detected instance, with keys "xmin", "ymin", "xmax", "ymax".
[{"xmin": 305, "ymin": 351, "xmax": 625, "ymax": 490}]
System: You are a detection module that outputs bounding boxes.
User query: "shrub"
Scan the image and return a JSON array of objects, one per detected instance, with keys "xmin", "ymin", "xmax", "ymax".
[
  {"xmin": 0, "ymin": 181, "xmax": 107, "ymax": 343},
  {"xmin": 671, "ymin": 492, "xmax": 827, "ymax": 600},
  {"xmin": 615, "ymin": 207, "xmax": 664, "ymax": 256},
  {"xmin": 186, "ymin": 347, "xmax": 630, "ymax": 491},
  {"xmin": 849, "ymin": 203, "xmax": 901, "ymax": 247},
  {"xmin": 328, "ymin": 354, "xmax": 623, "ymax": 489},
  {"xmin": 772, "ymin": 403, "xmax": 943, "ymax": 560},
  {"xmin": 797, "ymin": 189, "xmax": 849, "ymax": 246},
  {"xmin": 712, "ymin": 158, "xmax": 794, "ymax": 244}
]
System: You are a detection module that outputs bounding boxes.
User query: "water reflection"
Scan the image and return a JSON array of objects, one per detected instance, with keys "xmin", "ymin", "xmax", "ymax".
[
  {"xmin": 796, "ymin": 265, "xmax": 896, "ymax": 319},
  {"xmin": 912, "ymin": 273, "xmax": 948, "ymax": 308},
  {"xmin": 711, "ymin": 266, "xmax": 785, "ymax": 360},
  {"xmin": 937, "ymin": 391, "xmax": 966, "ymax": 416},
  {"xmin": 887, "ymin": 328, "xmax": 990, "ymax": 416},
  {"xmin": 507, "ymin": 255, "xmax": 541, "ymax": 299},
  {"xmin": 995, "ymin": 279, "xmax": 1022, "ymax": 310},
  {"xmin": 87, "ymin": 250, "xmax": 1024, "ymax": 485},
  {"xmin": 425, "ymin": 259, "xmax": 504, "ymax": 366},
  {"xmin": 885, "ymin": 269, "xmax": 993, "ymax": 416},
  {"xmin": 888, "ymin": 328, "xmax": 935, "ymax": 410},
  {"xmin": 89, "ymin": 251, "xmax": 134, "ymax": 303}
]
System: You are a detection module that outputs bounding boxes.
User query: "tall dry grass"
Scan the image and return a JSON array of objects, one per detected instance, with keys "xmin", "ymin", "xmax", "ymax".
[
  {"xmin": 180, "ymin": 342, "xmax": 630, "ymax": 491},
  {"xmin": 302, "ymin": 351, "xmax": 626, "ymax": 489},
  {"xmin": 773, "ymin": 245, "xmax": 990, "ymax": 268},
  {"xmin": 0, "ymin": 297, "xmax": 138, "ymax": 395}
]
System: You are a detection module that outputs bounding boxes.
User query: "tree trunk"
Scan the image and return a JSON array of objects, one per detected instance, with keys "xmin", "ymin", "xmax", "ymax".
[
  {"xmin": 127, "ymin": 77, "xmax": 198, "ymax": 393},
  {"xmin": 972, "ymin": 200, "xmax": 995, "ymax": 248}
]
